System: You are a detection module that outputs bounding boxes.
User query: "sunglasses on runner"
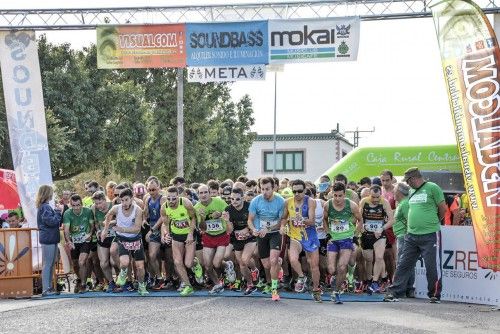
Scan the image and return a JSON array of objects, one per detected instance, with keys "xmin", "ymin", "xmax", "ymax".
[{"xmin": 292, "ymin": 189, "xmax": 304, "ymax": 194}]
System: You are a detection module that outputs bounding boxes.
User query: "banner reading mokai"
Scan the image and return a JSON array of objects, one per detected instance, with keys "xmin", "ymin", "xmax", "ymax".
[
  {"xmin": 269, "ymin": 17, "xmax": 360, "ymax": 64},
  {"xmin": 97, "ymin": 24, "xmax": 186, "ymax": 69},
  {"xmin": 186, "ymin": 21, "xmax": 268, "ymax": 66},
  {"xmin": 431, "ymin": 0, "xmax": 500, "ymax": 271}
]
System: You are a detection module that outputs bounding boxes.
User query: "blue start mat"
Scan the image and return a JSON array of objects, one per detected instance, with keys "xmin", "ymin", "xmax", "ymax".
[{"xmin": 36, "ymin": 290, "xmax": 384, "ymax": 302}]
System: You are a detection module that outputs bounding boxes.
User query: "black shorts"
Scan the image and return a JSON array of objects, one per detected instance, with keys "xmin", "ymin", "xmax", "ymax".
[
  {"xmin": 319, "ymin": 238, "xmax": 328, "ymax": 257},
  {"xmin": 257, "ymin": 232, "xmax": 282, "ymax": 259},
  {"xmin": 71, "ymin": 242, "xmax": 91, "ymax": 260},
  {"xmin": 172, "ymin": 232, "xmax": 188, "ymax": 243},
  {"xmin": 194, "ymin": 230, "xmax": 203, "ymax": 251},
  {"xmin": 232, "ymin": 236, "xmax": 257, "ymax": 252},
  {"xmin": 141, "ymin": 224, "xmax": 150, "ymax": 250},
  {"xmin": 360, "ymin": 232, "xmax": 386, "ymax": 250},
  {"xmin": 97, "ymin": 236, "xmax": 114, "ymax": 249},
  {"xmin": 116, "ymin": 236, "xmax": 145, "ymax": 261},
  {"xmin": 149, "ymin": 230, "xmax": 162, "ymax": 244},
  {"xmin": 90, "ymin": 241, "xmax": 98, "ymax": 252}
]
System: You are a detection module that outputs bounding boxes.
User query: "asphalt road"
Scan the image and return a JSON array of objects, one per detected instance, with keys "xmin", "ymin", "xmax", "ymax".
[{"xmin": 0, "ymin": 296, "xmax": 499, "ymax": 334}]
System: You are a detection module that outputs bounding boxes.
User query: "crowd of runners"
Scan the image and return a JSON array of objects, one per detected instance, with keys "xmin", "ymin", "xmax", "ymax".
[{"xmin": 37, "ymin": 168, "xmax": 447, "ymax": 304}]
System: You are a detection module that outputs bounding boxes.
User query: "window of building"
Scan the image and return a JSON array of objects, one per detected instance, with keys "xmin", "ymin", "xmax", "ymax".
[{"xmin": 264, "ymin": 151, "xmax": 304, "ymax": 172}]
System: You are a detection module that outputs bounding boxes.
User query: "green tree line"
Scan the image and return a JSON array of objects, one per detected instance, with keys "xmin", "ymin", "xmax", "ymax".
[{"xmin": 0, "ymin": 35, "xmax": 256, "ymax": 183}]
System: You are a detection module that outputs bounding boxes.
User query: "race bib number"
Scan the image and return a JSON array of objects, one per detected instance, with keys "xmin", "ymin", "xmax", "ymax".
[
  {"xmin": 72, "ymin": 233, "xmax": 87, "ymax": 244},
  {"xmin": 315, "ymin": 219, "xmax": 324, "ymax": 230},
  {"xmin": 206, "ymin": 219, "xmax": 224, "ymax": 232},
  {"xmin": 291, "ymin": 217, "xmax": 305, "ymax": 228},
  {"xmin": 329, "ymin": 219, "xmax": 349, "ymax": 233},
  {"xmin": 174, "ymin": 220, "xmax": 189, "ymax": 229},
  {"xmin": 235, "ymin": 229, "xmax": 250, "ymax": 240},
  {"xmin": 122, "ymin": 240, "xmax": 141, "ymax": 251},
  {"xmin": 261, "ymin": 219, "xmax": 279, "ymax": 229},
  {"xmin": 364, "ymin": 220, "xmax": 383, "ymax": 232}
]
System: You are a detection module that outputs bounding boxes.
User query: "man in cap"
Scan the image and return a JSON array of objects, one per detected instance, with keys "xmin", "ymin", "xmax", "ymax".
[{"xmin": 384, "ymin": 167, "xmax": 447, "ymax": 303}]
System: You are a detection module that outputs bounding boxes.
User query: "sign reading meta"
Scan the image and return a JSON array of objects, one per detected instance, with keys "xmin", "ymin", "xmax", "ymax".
[{"xmin": 186, "ymin": 21, "xmax": 268, "ymax": 66}]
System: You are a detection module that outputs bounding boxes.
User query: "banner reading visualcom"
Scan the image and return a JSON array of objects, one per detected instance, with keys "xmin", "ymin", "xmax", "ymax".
[
  {"xmin": 97, "ymin": 24, "xmax": 186, "ymax": 69},
  {"xmin": 186, "ymin": 21, "xmax": 268, "ymax": 66},
  {"xmin": 187, "ymin": 65, "xmax": 266, "ymax": 83},
  {"xmin": 431, "ymin": 0, "xmax": 500, "ymax": 271},
  {"xmin": 0, "ymin": 31, "xmax": 53, "ymax": 227},
  {"xmin": 268, "ymin": 17, "xmax": 360, "ymax": 63}
]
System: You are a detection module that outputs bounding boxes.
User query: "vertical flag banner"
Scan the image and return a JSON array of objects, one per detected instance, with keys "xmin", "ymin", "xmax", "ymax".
[
  {"xmin": 186, "ymin": 21, "xmax": 268, "ymax": 66},
  {"xmin": 269, "ymin": 17, "xmax": 360, "ymax": 64},
  {"xmin": 432, "ymin": 0, "xmax": 500, "ymax": 271},
  {"xmin": 97, "ymin": 24, "xmax": 186, "ymax": 69},
  {"xmin": 0, "ymin": 31, "xmax": 53, "ymax": 228}
]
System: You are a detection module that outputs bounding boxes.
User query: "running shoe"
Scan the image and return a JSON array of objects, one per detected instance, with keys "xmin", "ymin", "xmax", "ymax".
[
  {"xmin": 180, "ymin": 285, "xmax": 194, "ymax": 297},
  {"xmin": 152, "ymin": 279, "xmax": 165, "ymax": 290},
  {"xmin": 73, "ymin": 279, "xmax": 81, "ymax": 294},
  {"xmin": 209, "ymin": 283, "xmax": 224, "ymax": 294},
  {"xmin": 79, "ymin": 285, "xmax": 87, "ymax": 294},
  {"xmin": 331, "ymin": 291, "xmax": 343, "ymax": 304},
  {"xmin": 116, "ymin": 270, "xmax": 127, "ymax": 287},
  {"xmin": 406, "ymin": 289, "xmax": 416, "ymax": 298},
  {"xmin": 177, "ymin": 282, "xmax": 186, "ymax": 292},
  {"xmin": 383, "ymin": 294, "xmax": 399, "ymax": 302},
  {"xmin": 256, "ymin": 278, "xmax": 266, "ymax": 289},
  {"xmin": 295, "ymin": 276, "xmax": 307, "ymax": 293},
  {"xmin": 94, "ymin": 283, "xmax": 105, "ymax": 292},
  {"xmin": 106, "ymin": 281, "xmax": 117, "ymax": 293},
  {"xmin": 429, "ymin": 297, "xmax": 441, "ymax": 304},
  {"xmin": 230, "ymin": 279, "xmax": 241, "ymax": 292},
  {"xmin": 312, "ymin": 289, "xmax": 322, "ymax": 303},
  {"xmin": 354, "ymin": 281, "xmax": 364, "ymax": 294},
  {"xmin": 86, "ymin": 278, "xmax": 94, "ymax": 291},
  {"xmin": 138, "ymin": 282, "xmax": 149, "ymax": 296},
  {"xmin": 224, "ymin": 261, "xmax": 236, "ymax": 283},
  {"xmin": 369, "ymin": 281, "xmax": 380, "ymax": 294},
  {"xmin": 250, "ymin": 268, "xmax": 260, "ymax": 283},
  {"xmin": 271, "ymin": 289, "xmax": 280, "ymax": 301},
  {"xmin": 262, "ymin": 285, "xmax": 272, "ymax": 294},
  {"xmin": 192, "ymin": 257, "xmax": 204, "ymax": 284},
  {"xmin": 244, "ymin": 285, "xmax": 257, "ymax": 296},
  {"xmin": 121, "ymin": 281, "xmax": 134, "ymax": 292}
]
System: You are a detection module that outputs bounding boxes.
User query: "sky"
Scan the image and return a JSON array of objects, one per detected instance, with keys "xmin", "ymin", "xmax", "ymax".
[{"xmin": 6, "ymin": 0, "xmax": 461, "ymax": 148}]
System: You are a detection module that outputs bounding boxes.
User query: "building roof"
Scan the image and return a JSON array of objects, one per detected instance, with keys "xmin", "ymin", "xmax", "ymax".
[{"xmin": 255, "ymin": 132, "xmax": 353, "ymax": 146}]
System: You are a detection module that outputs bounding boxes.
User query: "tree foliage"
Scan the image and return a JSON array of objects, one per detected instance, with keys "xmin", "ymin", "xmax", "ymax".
[{"xmin": 0, "ymin": 35, "xmax": 256, "ymax": 183}]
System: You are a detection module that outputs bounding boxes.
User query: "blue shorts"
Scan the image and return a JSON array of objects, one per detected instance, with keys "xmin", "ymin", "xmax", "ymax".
[
  {"xmin": 298, "ymin": 226, "xmax": 320, "ymax": 253},
  {"xmin": 327, "ymin": 238, "xmax": 354, "ymax": 253}
]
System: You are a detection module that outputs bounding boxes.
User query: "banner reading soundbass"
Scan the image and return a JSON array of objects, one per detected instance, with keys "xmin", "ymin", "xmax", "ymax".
[
  {"xmin": 97, "ymin": 24, "xmax": 186, "ymax": 69},
  {"xmin": 186, "ymin": 21, "xmax": 268, "ymax": 66},
  {"xmin": 431, "ymin": 0, "xmax": 500, "ymax": 271},
  {"xmin": 269, "ymin": 17, "xmax": 360, "ymax": 63}
]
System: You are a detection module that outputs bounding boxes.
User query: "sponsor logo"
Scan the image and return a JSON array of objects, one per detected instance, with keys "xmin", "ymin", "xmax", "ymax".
[
  {"xmin": 189, "ymin": 30, "xmax": 264, "ymax": 49},
  {"xmin": 486, "ymin": 38, "xmax": 495, "ymax": 48},
  {"xmin": 337, "ymin": 41, "xmax": 350, "ymax": 57},
  {"xmin": 188, "ymin": 65, "xmax": 265, "ymax": 82},
  {"xmin": 270, "ymin": 25, "xmax": 334, "ymax": 47},
  {"xmin": 466, "ymin": 44, "xmax": 472, "ymax": 53},
  {"xmin": 336, "ymin": 24, "xmax": 351, "ymax": 38},
  {"xmin": 475, "ymin": 40, "xmax": 484, "ymax": 50}
]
